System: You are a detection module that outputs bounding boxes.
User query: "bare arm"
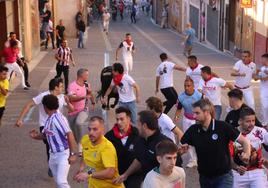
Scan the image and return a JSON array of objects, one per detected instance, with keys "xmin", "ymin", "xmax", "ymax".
[
  {"xmin": 133, "ymin": 83, "xmax": 140, "ymax": 103},
  {"xmin": 224, "ymin": 82, "xmax": 234, "ymax": 90},
  {"xmin": 67, "ymin": 132, "xmax": 77, "ymax": 165},
  {"xmin": 115, "ymin": 48, "xmax": 120, "ymax": 60},
  {"xmin": 0, "ymin": 86, "xmax": 8, "ymax": 96},
  {"xmin": 174, "ymin": 64, "xmax": 186, "ymax": 72},
  {"xmin": 236, "ymin": 135, "xmax": 251, "ymax": 163},
  {"xmin": 174, "ymin": 108, "xmax": 182, "ymax": 122},
  {"xmin": 92, "ymin": 168, "xmax": 116, "ymax": 180},
  {"xmin": 15, "ymin": 100, "xmax": 36, "ymax": 127},
  {"xmin": 68, "ymin": 94, "xmax": 86, "ymax": 102},
  {"xmin": 172, "ymin": 126, "xmax": 184, "ymax": 141},
  {"xmin": 155, "ymin": 76, "xmax": 160, "ymax": 94}
]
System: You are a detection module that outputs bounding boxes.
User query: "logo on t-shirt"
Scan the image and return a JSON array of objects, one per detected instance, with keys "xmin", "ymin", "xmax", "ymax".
[
  {"xmin": 159, "ymin": 65, "xmax": 167, "ymax": 75},
  {"xmin": 212, "ymin": 133, "xmax": 218, "ymax": 140}
]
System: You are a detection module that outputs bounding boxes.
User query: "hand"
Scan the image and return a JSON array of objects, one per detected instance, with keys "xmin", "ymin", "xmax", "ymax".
[
  {"xmin": 15, "ymin": 120, "xmax": 23, "ymax": 127},
  {"xmin": 178, "ymin": 144, "xmax": 189, "ymax": 155},
  {"xmin": 113, "ymin": 174, "xmax": 127, "ymax": 184},
  {"xmin": 74, "ymin": 172, "xmax": 88, "ymax": 183},
  {"xmin": 68, "ymin": 155, "xmax": 77, "ymax": 165},
  {"xmin": 155, "ymin": 89, "xmax": 159, "ymax": 95},
  {"xmin": 173, "ymin": 116, "xmax": 179, "ymax": 123},
  {"xmin": 29, "ymin": 129, "xmax": 40, "ymax": 139},
  {"xmin": 235, "ymin": 165, "xmax": 247, "ymax": 175},
  {"xmin": 64, "ymin": 95, "xmax": 70, "ymax": 104},
  {"xmin": 136, "ymin": 96, "xmax": 141, "ymax": 104},
  {"xmin": 239, "ymin": 73, "xmax": 246, "ymax": 77},
  {"xmin": 72, "ymin": 61, "xmax": 75, "ymax": 67},
  {"xmin": 239, "ymin": 152, "xmax": 250, "ymax": 165}
]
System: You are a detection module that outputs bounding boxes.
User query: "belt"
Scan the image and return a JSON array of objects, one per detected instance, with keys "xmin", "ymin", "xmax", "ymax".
[{"xmin": 235, "ymin": 85, "xmax": 250, "ymax": 90}]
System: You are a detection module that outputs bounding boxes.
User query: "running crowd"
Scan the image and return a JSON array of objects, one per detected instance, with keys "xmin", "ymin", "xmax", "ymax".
[{"xmin": 1, "ymin": 2, "xmax": 268, "ymax": 188}]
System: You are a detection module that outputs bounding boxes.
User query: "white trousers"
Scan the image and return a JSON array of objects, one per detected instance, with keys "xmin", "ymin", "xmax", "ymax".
[
  {"xmin": 49, "ymin": 149, "xmax": 71, "ymax": 188},
  {"xmin": 182, "ymin": 116, "xmax": 197, "ymax": 163},
  {"xmin": 103, "ymin": 21, "xmax": 109, "ymax": 32},
  {"xmin": 241, "ymin": 87, "xmax": 255, "ymax": 110},
  {"xmin": 233, "ymin": 169, "xmax": 268, "ymax": 188},
  {"xmin": 6, "ymin": 62, "xmax": 26, "ymax": 88},
  {"xmin": 123, "ymin": 56, "xmax": 133, "ymax": 75},
  {"xmin": 260, "ymin": 90, "xmax": 268, "ymax": 126}
]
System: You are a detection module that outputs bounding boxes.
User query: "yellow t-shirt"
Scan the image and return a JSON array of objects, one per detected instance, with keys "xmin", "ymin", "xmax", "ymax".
[
  {"xmin": 81, "ymin": 135, "xmax": 124, "ymax": 188},
  {"xmin": 0, "ymin": 79, "xmax": 9, "ymax": 107}
]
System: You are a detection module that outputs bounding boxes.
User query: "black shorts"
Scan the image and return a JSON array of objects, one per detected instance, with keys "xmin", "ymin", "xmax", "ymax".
[{"xmin": 0, "ymin": 107, "xmax": 5, "ymax": 119}]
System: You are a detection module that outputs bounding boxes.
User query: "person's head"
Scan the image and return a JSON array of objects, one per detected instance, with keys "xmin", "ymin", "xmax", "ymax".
[
  {"xmin": 156, "ymin": 140, "xmax": 178, "ymax": 175},
  {"xmin": 241, "ymin": 50, "xmax": 251, "ymax": 64},
  {"xmin": 9, "ymin": 39, "xmax": 18, "ymax": 49},
  {"xmin": 187, "ymin": 55, "xmax": 198, "ymax": 68},
  {"xmin": 9, "ymin": 32, "xmax": 16, "ymax": 40},
  {"xmin": 145, "ymin": 96, "xmax": 163, "ymax": 113},
  {"xmin": 42, "ymin": 94, "xmax": 59, "ymax": 115},
  {"xmin": 159, "ymin": 53, "xmax": 168, "ymax": 62},
  {"xmin": 77, "ymin": 68, "xmax": 89, "ymax": 82},
  {"xmin": 125, "ymin": 33, "xmax": 132, "ymax": 41},
  {"xmin": 227, "ymin": 89, "xmax": 243, "ymax": 109},
  {"xmin": 137, "ymin": 110, "xmax": 159, "ymax": 138},
  {"xmin": 59, "ymin": 19, "xmax": 63, "ymax": 25},
  {"xmin": 0, "ymin": 66, "xmax": 8, "ymax": 80},
  {"xmin": 186, "ymin": 22, "xmax": 192, "ymax": 28},
  {"xmin": 261, "ymin": 53, "xmax": 268, "ymax": 66},
  {"xmin": 49, "ymin": 77, "xmax": 64, "ymax": 94},
  {"xmin": 115, "ymin": 107, "xmax": 132, "ymax": 132},
  {"xmin": 184, "ymin": 77, "xmax": 195, "ymax": 95},
  {"xmin": 61, "ymin": 39, "xmax": 68, "ymax": 48},
  {"xmin": 201, "ymin": 66, "xmax": 212, "ymax": 80},
  {"xmin": 238, "ymin": 107, "xmax": 256, "ymax": 133},
  {"xmin": 88, "ymin": 116, "xmax": 105, "ymax": 145},
  {"xmin": 112, "ymin": 63, "xmax": 124, "ymax": 75},
  {"xmin": 192, "ymin": 99, "xmax": 214, "ymax": 123}
]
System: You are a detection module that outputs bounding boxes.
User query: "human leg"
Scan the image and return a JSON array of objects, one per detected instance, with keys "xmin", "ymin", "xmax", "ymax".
[
  {"xmin": 54, "ymin": 150, "xmax": 71, "ymax": 188},
  {"xmin": 160, "ymin": 87, "xmax": 178, "ymax": 114},
  {"xmin": 243, "ymin": 88, "xmax": 255, "ymax": 110},
  {"xmin": 13, "ymin": 62, "xmax": 27, "ymax": 88},
  {"xmin": 62, "ymin": 66, "xmax": 69, "ymax": 93},
  {"xmin": 214, "ymin": 105, "xmax": 222, "ymax": 120}
]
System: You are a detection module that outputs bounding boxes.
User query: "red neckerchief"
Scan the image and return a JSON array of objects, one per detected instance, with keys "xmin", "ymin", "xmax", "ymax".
[
  {"xmin": 204, "ymin": 75, "xmax": 213, "ymax": 85},
  {"xmin": 243, "ymin": 61, "xmax": 251, "ymax": 65},
  {"xmin": 125, "ymin": 39, "xmax": 132, "ymax": 46},
  {"xmin": 190, "ymin": 63, "xmax": 199, "ymax": 71},
  {"xmin": 113, "ymin": 74, "xmax": 123, "ymax": 86},
  {"xmin": 113, "ymin": 124, "xmax": 132, "ymax": 139}
]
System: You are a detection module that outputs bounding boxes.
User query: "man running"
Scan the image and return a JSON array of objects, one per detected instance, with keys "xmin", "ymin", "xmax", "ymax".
[
  {"xmin": 102, "ymin": 9, "xmax": 111, "ymax": 35},
  {"xmin": 186, "ymin": 55, "xmax": 204, "ymax": 89},
  {"xmin": 182, "ymin": 23, "xmax": 195, "ymax": 57}
]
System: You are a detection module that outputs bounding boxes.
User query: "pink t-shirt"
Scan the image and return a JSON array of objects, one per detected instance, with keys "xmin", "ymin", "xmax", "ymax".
[
  {"xmin": 68, "ymin": 81, "xmax": 91, "ymax": 116},
  {"xmin": 2, "ymin": 47, "xmax": 19, "ymax": 63}
]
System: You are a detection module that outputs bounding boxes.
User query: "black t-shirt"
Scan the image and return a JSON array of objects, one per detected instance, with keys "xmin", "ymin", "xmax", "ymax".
[
  {"xmin": 56, "ymin": 25, "xmax": 65, "ymax": 38},
  {"xmin": 225, "ymin": 104, "xmax": 263, "ymax": 128},
  {"xmin": 181, "ymin": 119, "xmax": 240, "ymax": 178},
  {"xmin": 105, "ymin": 126, "xmax": 140, "ymax": 174},
  {"xmin": 77, "ymin": 21, "xmax": 86, "ymax": 32},
  {"xmin": 134, "ymin": 131, "xmax": 182, "ymax": 177},
  {"xmin": 43, "ymin": 10, "xmax": 51, "ymax": 23}
]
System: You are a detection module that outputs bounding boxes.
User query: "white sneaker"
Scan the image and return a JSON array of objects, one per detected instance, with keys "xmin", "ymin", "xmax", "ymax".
[{"xmin": 186, "ymin": 161, "xmax": 197, "ymax": 168}]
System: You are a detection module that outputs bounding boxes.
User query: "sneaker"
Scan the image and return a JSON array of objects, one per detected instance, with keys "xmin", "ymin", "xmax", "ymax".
[
  {"xmin": 48, "ymin": 168, "xmax": 53, "ymax": 177},
  {"xmin": 26, "ymin": 82, "xmax": 31, "ymax": 87},
  {"xmin": 186, "ymin": 161, "xmax": 197, "ymax": 168},
  {"xmin": 23, "ymin": 87, "xmax": 29, "ymax": 90}
]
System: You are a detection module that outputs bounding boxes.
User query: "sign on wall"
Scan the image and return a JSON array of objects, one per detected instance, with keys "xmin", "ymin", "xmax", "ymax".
[{"xmin": 240, "ymin": 0, "xmax": 253, "ymax": 8}]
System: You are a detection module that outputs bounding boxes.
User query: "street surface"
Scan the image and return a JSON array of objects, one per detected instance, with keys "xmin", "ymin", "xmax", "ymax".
[{"xmin": 0, "ymin": 13, "xmax": 264, "ymax": 188}]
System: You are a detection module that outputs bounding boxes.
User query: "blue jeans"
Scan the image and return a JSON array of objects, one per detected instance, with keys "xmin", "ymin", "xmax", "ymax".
[
  {"xmin": 199, "ymin": 171, "xmax": 233, "ymax": 188},
  {"xmin": 41, "ymin": 22, "xmax": 49, "ymax": 40},
  {"xmin": 118, "ymin": 100, "xmax": 137, "ymax": 126},
  {"xmin": 214, "ymin": 105, "xmax": 222, "ymax": 120},
  {"xmin": 77, "ymin": 31, "xmax": 84, "ymax": 48}
]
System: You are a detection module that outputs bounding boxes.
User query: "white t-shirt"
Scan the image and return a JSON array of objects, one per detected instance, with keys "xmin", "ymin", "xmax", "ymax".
[
  {"xmin": 32, "ymin": 90, "xmax": 67, "ymax": 127},
  {"xmin": 259, "ymin": 66, "xmax": 268, "ymax": 93},
  {"xmin": 156, "ymin": 61, "xmax": 175, "ymax": 89},
  {"xmin": 119, "ymin": 41, "xmax": 134, "ymax": 59},
  {"xmin": 112, "ymin": 74, "xmax": 136, "ymax": 103},
  {"xmin": 143, "ymin": 166, "xmax": 186, "ymax": 188},
  {"xmin": 186, "ymin": 64, "xmax": 204, "ymax": 89},
  {"xmin": 198, "ymin": 77, "xmax": 226, "ymax": 105},
  {"xmin": 233, "ymin": 60, "xmax": 256, "ymax": 88},
  {"xmin": 158, "ymin": 113, "xmax": 176, "ymax": 143},
  {"xmin": 103, "ymin": 12, "xmax": 110, "ymax": 22}
]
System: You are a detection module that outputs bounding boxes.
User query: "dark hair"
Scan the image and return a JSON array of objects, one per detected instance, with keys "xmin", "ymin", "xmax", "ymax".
[
  {"xmin": 138, "ymin": 110, "xmax": 159, "ymax": 131},
  {"xmin": 228, "ymin": 89, "xmax": 243, "ymax": 100},
  {"xmin": 145, "ymin": 97, "xmax": 163, "ymax": 113},
  {"xmin": 115, "ymin": 106, "xmax": 131, "ymax": 117},
  {"xmin": 239, "ymin": 107, "xmax": 255, "ymax": 120},
  {"xmin": 126, "ymin": 33, "xmax": 131, "ymax": 36},
  {"xmin": 188, "ymin": 55, "xmax": 197, "ymax": 61},
  {"xmin": 49, "ymin": 78, "xmax": 63, "ymax": 91},
  {"xmin": 10, "ymin": 39, "xmax": 18, "ymax": 48},
  {"xmin": 201, "ymin": 66, "xmax": 212, "ymax": 74},
  {"xmin": 243, "ymin": 50, "xmax": 251, "ymax": 56},
  {"xmin": 0, "ymin": 65, "xmax": 8, "ymax": 73},
  {"xmin": 261, "ymin": 53, "xmax": 268, "ymax": 59},
  {"xmin": 156, "ymin": 140, "xmax": 178, "ymax": 156},
  {"xmin": 185, "ymin": 76, "xmax": 194, "ymax": 84},
  {"xmin": 90, "ymin": 116, "xmax": 104, "ymax": 124},
  {"xmin": 113, "ymin": 63, "xmax": 124, "ymax": 74},
  {"xmin": 9, "ymin": 32, "xmax": 15, "ymax": 37},
  {"xmin": 42, "ymin": 94, "xmax": 59, "ymax": 110},
  {"xmin": 159, "ymin": 53, "xmax": 168, "ymax": 61}
]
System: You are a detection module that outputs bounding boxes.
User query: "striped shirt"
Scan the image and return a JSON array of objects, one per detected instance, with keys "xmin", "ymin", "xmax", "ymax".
[
  {"xmin": 56, "ymin": 46, "xmax": 72, "ymax": 66},
  {"xmin": 42, "ymin": 112, "xmax": 71, "ymax": 153}
]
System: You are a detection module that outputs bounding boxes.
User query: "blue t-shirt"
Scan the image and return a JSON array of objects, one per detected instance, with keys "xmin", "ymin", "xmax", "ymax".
[
  {"xmin": 178, "ymin": 90, "xmax": 202, "ymax": 116},
  {"xmin": 185, "ymin": 28, "xmax": 195, "ymax": 45}
]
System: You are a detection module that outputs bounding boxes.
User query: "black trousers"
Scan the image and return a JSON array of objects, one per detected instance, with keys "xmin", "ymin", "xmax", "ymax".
[
  {"xmin": 16, "ymin": 58, "xmax": 29, "ymax": 83},
  {"xmin": 39, "ymin": 126, "xmax": 49, "ymax": 161},
  {"xmin": 160, "ymin": 87, "xmax": 178, "ymax": 114},
  {"xmin": 130, "ymin": 13, "xmax": 136, "ymax": 23},
  {"xmin": 56, "ymin": 37, "xmax": 62, "ymax": 48},
  {"xmin": 55, "ymin": 64, "xmax": 69, "ymax": 93}
]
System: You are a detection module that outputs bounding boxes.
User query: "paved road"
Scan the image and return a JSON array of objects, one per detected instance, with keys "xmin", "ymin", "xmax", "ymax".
[{"xmin": 0, "ymin": 13, "xmax": 263, "ymax": 188}]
